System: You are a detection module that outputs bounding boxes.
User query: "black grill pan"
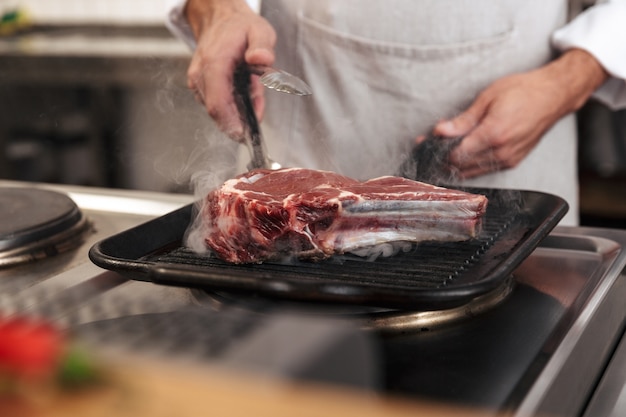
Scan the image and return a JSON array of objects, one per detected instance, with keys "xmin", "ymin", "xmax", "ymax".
[{"xmin": 89, "ymin": 188, "xmax": 567, "ymax": 310}]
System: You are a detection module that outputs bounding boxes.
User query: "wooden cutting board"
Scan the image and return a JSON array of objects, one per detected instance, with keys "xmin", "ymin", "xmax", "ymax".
[{"xmin": 0, "ymin": 357, "xmax": 492, "ymax": 417}]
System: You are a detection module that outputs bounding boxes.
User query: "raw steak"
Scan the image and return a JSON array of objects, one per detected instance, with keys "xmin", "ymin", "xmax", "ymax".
[{"xmin": 202, "ymin": 168, "xmax": 488, "ymax": 264}]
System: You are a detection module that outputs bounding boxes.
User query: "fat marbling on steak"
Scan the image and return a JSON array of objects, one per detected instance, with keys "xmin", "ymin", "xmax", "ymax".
[{"xmin": 203, "ymin": 168, "xmax": 488, "ymax": 264}]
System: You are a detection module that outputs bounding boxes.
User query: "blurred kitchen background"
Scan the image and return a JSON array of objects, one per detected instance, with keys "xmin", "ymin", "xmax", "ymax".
[
  {"xmin": 0, "ymin": 0, "xmax": 219, "ymax": 193},
  {"xmin": 1, "ymin": 0, "xmax": 625, "ymax": 228}
]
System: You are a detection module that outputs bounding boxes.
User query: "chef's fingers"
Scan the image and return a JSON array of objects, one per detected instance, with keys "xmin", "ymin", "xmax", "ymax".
[
  {"xmin": 244, "ymin": 20, "xmax": 275, "ymax": 122},
  {"xmin": 449, "ymin": 134, "xmax": 498, "ymax": 176},
  {"xmin": 455, "ymin": 147, "xmax": 508, "ymax": 178},
  {"xmin": 433, "ymin": 108, "xmax": 481, "ymax": 138},
  {"xmin": 434, "ymin": 96, "xmax": 494, "ymax": 172},
  {"xmin": 244, "ymin": 20, "xmax": 276, "ymax": 67},
  {"xmin": 187, "ymin": 55, "xmax": 245, "ymax": 140},
  {"xmin": 414, "ymin": 134, "xmax": 427, "ymax": 145},
  {"xmin": 449, "ymin": 117, "xmax": 530, "ymax": 179},
  {"xmin": 185, "ymin": 10, "xmax": 276, "ymax": 142}
]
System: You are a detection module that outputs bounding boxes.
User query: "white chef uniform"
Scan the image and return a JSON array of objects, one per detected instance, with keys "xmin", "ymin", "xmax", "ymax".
[{"xmin": 165, "ymin": 0, "xmax": 626, "ymax": 226}]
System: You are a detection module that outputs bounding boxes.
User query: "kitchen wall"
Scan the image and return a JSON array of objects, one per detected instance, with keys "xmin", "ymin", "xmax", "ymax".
[
  {"xmin": 5, "ymin": 0, "xmax": 261, "ymax": 25},
  {"xmin": 7, "ymin": 0, "xmax": 170, "ymax": 25}
]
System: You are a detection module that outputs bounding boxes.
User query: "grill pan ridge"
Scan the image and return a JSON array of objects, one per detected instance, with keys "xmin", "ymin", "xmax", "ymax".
[{"xmin": 89, "ymin": 188, "xmax": 567, "ymax": 310}]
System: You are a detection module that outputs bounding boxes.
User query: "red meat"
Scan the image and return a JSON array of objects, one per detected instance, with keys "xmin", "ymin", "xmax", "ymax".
[{"xmin": 203, "ymin": 168, "xmax": 488, "ymax": 263}]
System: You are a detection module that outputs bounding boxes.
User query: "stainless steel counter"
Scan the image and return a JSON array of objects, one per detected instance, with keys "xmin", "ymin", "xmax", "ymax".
[
  {"xmin": 586, "ymin": 330, "xmax": 626, "ymax": 417},
  {"xmin": 0, "ymin": 180, "xmax": 196, "ymax": 321},
  {"xmin": 0, "ymin": 180, "xmax": 381, "ymax": 391},
  {"xmin": 2, "ymin": 180, "xmax": 626, "ymax": 416}
]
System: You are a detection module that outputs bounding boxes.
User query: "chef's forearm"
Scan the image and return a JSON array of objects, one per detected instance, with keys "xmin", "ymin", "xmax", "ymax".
[
  {"xmin": 184, "ymin": 0, "xmax": 254, "ymax": 39},
  {"xmin": 548, "ymin": 48, "xmax": 609, "ymax": 114}
]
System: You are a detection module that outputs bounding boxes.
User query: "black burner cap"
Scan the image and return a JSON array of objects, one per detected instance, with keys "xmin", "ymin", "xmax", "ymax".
[{"xmin": 0, "ymin": 187, "xmax": 84, "ymax": 252}]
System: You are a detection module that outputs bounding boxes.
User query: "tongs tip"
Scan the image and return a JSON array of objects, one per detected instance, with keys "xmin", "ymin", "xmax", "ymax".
[{"xmin": 250, "ymin": 65, "xmax": 312, "ymax": 96}]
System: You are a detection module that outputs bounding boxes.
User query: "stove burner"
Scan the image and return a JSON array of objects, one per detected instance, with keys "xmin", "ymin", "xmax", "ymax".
[
  {"xmin": 192, "ymin": 276, "xmax": 515, "ymax": 333},
  {"xmin": 0, "ymin": 187, "xmax": 91, "ymax": 267}
]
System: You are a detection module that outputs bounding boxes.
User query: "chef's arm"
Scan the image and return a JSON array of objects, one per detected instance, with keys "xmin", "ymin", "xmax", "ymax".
[
  {"xmin": 434, "ymin": 1, "xmax": 624, "ymax": 179},
  {"xmin": 434, "ymin": 47, "xmax": 608, "ymax": 179},
  {"xmin": 545, "ymin": 48, "xmax": 609, "ymax": 113},
  {"xmin": 165, "ymin": 0, "xmax": 275, "ymax": 140}
]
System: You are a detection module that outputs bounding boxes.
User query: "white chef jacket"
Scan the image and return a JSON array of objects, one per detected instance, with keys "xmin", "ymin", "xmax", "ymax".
[
  {"xmin": 165, "ymin": 0, "xmax": 626, "ymax": 226},
  {"xmin": 553, "ymin": 0, "xmax": 626, "ymax": 109}
]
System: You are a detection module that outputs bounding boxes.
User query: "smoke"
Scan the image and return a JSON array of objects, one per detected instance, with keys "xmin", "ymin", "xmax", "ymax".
[
  {"xmin": 182, "ymin": 133, "xmax": 240, "ymax": 256},
  {"xmin": 347, "ymin": 241, "xmax": 413, "ymax": 262},
  {"xmin": 397, "ymin": 133, "xmax": 463, "ymax": 185},
  {"xmin": 184, "ymin": 203, "xmax": 211, "ymax": 255},
  {"xmin": 152, "ymin": 59, "xmax": 238, "ymax": 177},
  {"xmin": 149, "ymin": 58, "xmax": 242, "ymax": 254}
]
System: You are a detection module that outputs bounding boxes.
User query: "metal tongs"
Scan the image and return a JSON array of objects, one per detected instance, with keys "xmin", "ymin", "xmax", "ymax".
[
  {"xmin": 233, "ymin": 63, "xmax": 311, "ymax": 170},
  {"xmin": 250, "ymin": 65, "xmax": 313, "ymax": 96}
]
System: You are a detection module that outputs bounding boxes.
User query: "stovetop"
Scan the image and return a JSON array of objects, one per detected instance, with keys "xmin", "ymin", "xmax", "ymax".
[
  {"xmin": 383, "ymin": 230, "xmax": 626, "ymax": 415},
  {"xmin": 0, "ymin": 181, "xmax": 195, "ymax": 318},
  {"xmin": 1, "ymin": 180, "xmax": 626, "ymax": 417}
]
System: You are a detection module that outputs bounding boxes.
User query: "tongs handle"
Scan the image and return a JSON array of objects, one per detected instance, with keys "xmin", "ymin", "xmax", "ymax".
[{"xmin": 233, "ymin": 63, "xmax": 271, "ymax": 170}]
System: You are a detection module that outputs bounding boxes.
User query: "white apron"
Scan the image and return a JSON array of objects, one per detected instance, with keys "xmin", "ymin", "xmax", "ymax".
[{"xmin": 256, "ymin": 0, "xmax": 578, "ymax": 225}]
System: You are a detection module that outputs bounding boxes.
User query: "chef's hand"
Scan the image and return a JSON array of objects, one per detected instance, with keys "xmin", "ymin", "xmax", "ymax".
[
  {"xmin": 185, "ymin": 0, "xmax": 276, "ymax": 140},
  {"xmin": 432, "ymin": 48, "xmax": 608, "ymax": 179}
]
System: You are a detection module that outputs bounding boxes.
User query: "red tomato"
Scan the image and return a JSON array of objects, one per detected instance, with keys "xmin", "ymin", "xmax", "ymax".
[{"xmin": 0, "ymin": 316, "xmax": 65, "ymax": 379}]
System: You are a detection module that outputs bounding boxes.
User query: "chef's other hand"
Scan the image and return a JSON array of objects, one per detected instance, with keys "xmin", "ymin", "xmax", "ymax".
[
  {"xmin": 185, "ymin": 0, "xmax": 276, "ymax": 140},
  {"xmin": 433, "ymin": 48, "xmax": 608, "ymax": 179}
]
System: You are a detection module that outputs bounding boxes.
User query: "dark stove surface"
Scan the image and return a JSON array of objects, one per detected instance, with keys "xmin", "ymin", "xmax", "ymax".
[
  {"xmin": 383, "ymin": 281, "xmax": 561, "ymax": 410},
  {"xmin": 0, "ymin": 187, "xmax": 90, "ymax": 266},
  {"xmin": 382, "ymin": 230, "xmax": 626, "ymax": 414},
  {"xmin": 0, "ymin": 187, "xmax": 77, "ymax": 244},
  {"xmin": 184, "ymin": 231, "xmax": 626, "ymax": 415}
]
